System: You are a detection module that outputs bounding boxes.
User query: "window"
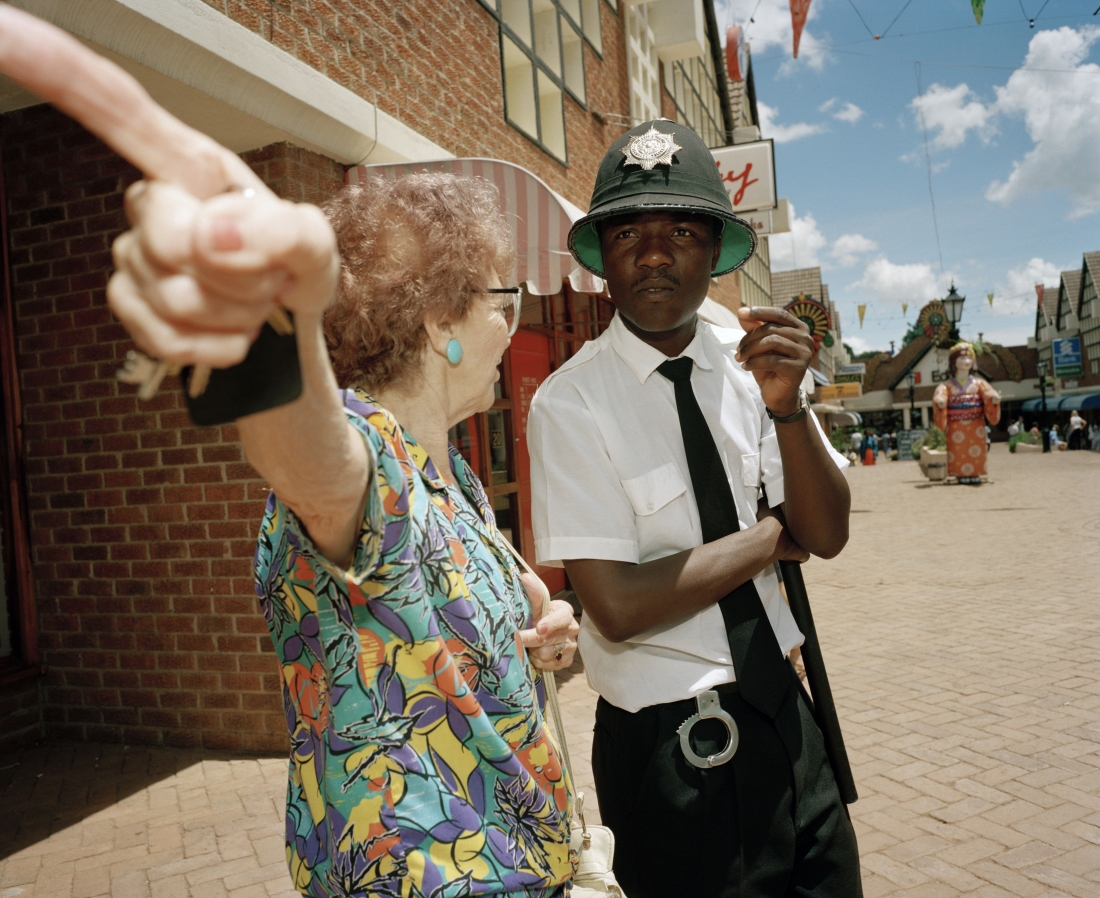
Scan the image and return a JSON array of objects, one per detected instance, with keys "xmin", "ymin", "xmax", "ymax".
[
  {"xmin": 625, "ymin": 3, "xmax": 661, "ymax": 124},
  {"xmin": 665, "ymin": 54, "xmax": 726, "ymax": 149},
  {"xmin": 481, "ymin": 0, "xmax": 601, "ymax": 161}
]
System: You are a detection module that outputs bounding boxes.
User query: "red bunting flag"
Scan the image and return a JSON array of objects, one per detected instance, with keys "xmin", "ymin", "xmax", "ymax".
[{"xmin": 790, "ymin": 0, "xmax": 813, "ymax": 58}]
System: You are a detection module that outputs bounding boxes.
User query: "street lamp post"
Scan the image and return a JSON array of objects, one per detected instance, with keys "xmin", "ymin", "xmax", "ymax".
[
  {"xmin": 906, "ymin": 371, "xmax": 916, "ymax": 428},
  {"xmin": 942, "ymin": 284, "xmax": 966, "ymax": 339},
  {"xmin": 1037, "ymin": 359, "xmax": 1050, "ymax": 452}
]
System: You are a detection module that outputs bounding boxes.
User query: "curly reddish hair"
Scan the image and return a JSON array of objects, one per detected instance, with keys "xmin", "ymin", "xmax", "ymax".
[{"xmin": 322, "ymin": 174, "xmax": 516, "ymax": 391}]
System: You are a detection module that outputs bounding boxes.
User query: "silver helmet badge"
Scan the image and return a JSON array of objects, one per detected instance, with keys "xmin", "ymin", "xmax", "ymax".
[{"xmin": 621, "ymin": 126, "xmax": 682, "ymax": 171}]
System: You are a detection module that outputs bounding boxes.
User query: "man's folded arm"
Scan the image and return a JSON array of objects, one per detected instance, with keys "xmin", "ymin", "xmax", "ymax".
[{"xmin": 564, "ymin": 511, "xmax": 802, "ymax": 643}]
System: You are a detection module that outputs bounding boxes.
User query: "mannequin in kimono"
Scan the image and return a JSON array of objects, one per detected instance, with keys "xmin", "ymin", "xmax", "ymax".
[{"xmin": 933, "ymin": 342, "xmax": 1001, "ymax": 484}]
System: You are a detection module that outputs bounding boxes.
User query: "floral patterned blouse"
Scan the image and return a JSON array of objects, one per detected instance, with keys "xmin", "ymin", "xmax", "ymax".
[{"xmin": 254, "ymin": 390, "xmax": 573, "ymax": 897}]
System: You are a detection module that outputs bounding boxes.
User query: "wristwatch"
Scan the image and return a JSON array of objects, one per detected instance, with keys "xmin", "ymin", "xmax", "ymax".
[{"xmin": 766, "ymin": 390, "xmax": 809, "ymax": 424}]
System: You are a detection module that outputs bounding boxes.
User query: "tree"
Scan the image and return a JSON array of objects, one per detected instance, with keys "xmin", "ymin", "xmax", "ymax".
[{"xmin": 843, "ymin": 342, "xmax": 885, "ymax": 361}]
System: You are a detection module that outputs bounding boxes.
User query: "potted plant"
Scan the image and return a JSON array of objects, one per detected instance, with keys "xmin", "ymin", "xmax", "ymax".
[
  {"xmin": 1010, "ymin": 432, "xmax": 1041, "ymax": 454},
  {"xmin": 916, "ymin": 426, "xmax": 948, "ymax": 480}
]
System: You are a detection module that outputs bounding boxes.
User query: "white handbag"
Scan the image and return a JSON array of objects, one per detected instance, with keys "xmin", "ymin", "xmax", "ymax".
[
  {"xmin": 500, "ymin": 536, "xmax": 625, "ymax": 897},
  {"xmin": 545, "ymin": 672, "xmax": 625, "ymax": 897}
]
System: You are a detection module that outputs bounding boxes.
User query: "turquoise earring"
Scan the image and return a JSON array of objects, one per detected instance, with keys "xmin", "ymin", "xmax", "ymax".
[{"xmin": 446, "ymin": 338, "xmax": 463, "ymax": 365}]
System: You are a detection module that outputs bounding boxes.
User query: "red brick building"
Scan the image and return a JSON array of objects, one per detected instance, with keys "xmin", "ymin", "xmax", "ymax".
[{"xmin": 0, "ymin": 0, "xmax": 766, "ymax": 749}]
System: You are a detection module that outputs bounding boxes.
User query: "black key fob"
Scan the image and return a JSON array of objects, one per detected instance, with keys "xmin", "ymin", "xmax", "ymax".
[{"xmin": 181, "ymin": 317, "xmax": 301, "ymax": 427}]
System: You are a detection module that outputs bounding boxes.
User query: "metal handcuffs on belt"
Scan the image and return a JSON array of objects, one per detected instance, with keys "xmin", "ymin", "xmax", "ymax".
[{"xmin": 677, "ymin": 689, "xmax": 739, "ymax": 768}]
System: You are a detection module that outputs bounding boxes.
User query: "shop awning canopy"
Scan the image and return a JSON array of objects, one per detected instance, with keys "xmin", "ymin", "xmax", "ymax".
[
  {"xmin": 809, "ymin": 367, "xmax": 831, "ymax": 386},
  {"xmin": 1021, "ymin": 393, "xmax": 1100, "ymax": 411},
  {"xmin": 347, "ymin": 158, "xmax": 604, "ymax": 296}
]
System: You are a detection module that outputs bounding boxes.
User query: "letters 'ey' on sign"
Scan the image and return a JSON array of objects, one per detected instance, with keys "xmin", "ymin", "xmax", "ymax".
[{"xmin": 711, "ymin": 141, "xmax": 777, "ymax": 214}]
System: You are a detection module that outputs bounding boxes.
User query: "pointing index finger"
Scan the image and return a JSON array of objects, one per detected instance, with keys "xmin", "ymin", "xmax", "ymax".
[{"xmin": 0, "ymin": 6, "xmax": 263, "ymax": 199}]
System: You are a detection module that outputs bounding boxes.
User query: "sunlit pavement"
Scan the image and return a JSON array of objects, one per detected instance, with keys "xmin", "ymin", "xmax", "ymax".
[{"xmin": 2, "ymin": 444, "xmax": 1099, "ymax": 896}]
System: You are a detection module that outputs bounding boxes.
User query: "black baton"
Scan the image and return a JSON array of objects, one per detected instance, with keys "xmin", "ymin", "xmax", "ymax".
[{"xmin": 778, "ymin": 560, "xmax": 858, "ymax": 805}]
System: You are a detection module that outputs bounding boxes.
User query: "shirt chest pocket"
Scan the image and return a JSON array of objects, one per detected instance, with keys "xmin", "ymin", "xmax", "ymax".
[{"xmin": 620, "ymin": 463, "xmax": 694, "ymax": 558}]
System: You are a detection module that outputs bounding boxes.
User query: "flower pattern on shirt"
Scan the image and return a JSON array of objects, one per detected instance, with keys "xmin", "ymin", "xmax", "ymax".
[{"xmin": 254, "ymin": 389, "xmax": 572, "ymax": 897}]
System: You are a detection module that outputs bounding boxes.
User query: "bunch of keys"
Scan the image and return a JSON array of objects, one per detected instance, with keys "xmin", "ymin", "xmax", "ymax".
[{"xmin": 116, "ymin": 307, "xmax": 299, "ymax": 426}]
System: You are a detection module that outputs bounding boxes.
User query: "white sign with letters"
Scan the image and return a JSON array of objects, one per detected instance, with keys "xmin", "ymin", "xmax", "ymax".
[{"xmin": 711, "ymin": 140, "xmax": 777, "ymax": 213}]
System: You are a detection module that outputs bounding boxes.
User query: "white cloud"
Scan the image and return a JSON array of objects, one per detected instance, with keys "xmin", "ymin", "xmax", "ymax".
[
  {"xmin": 831, "ymin": 233, "xmax": 878, "ymax": 267},
  {"xmin": 820, "ymin": 98, "xmax": 864, "ymax": 123},
  {"xmin": 769, "ymin": 202, "xmax": 827, "ymax": 270},
  {"xmin": 832, "ymin": 101, "xmax": 864, "ymax": 124},
  {"xmin": 990, "ymin": 257, "xmax": 1064, "ymax": 316},
  {"xmin": 911, "ymin": 83, "xmax": 996, "ymax": 150},
  {"xmin": 715, "ymin": 0, "xmax": 828, "ymax": 71},
  {"xmin": 851, "ymin": 257, "xmax": 955, "ymax": 307},
  {"xmin": 842, "ymin": 335, "xmax": 877, "ymax": 356},
  {"xmin": 986, "ymin": 26, "xmax": 1100, "ymax": 214},
  {"xmin": 757, "ymin": 101, "xmax": 826, "ymax": 143},
  {"xmin": 908, "ymin": 26, "xmax": 1100, "ymax": 215}
]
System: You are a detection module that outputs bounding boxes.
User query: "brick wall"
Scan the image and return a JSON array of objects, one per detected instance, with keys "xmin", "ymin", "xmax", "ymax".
[
  {"xmin": 0, "ymin": 677, "xmax": 42, "ymax": 750},
  {"xmin": 1, "ymin": 104, "xmax": 343, "ymax": 751},
  {"xmin": 204, "ymin": 0, "xmax": 631, "ymax": 210}
]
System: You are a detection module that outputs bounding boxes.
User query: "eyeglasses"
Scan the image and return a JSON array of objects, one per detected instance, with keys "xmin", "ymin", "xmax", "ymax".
[{"xmin": 477, "ymin": 287, "xmax": 523, "ymax": 337}]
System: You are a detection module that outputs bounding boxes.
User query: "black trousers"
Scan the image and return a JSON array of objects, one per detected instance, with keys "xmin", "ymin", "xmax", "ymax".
[{"xmin": 592, "ymin": 670, "xmax": 862, "ymax": 898}]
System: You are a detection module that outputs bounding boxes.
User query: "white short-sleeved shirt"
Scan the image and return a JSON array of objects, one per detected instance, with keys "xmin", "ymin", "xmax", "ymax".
[{"xmin": 528, "ymin": 313, "xmax": 848, "ymax": 712}]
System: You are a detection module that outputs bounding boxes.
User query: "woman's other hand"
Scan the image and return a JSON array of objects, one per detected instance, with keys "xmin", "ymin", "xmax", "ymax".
[{"xmin": 518, "ymin": 571, "xmax": 579, "ymax": 671}]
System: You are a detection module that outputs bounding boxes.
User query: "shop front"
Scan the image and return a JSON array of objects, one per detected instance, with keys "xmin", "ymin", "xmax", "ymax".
[{"xmin": 349, "ymin": 159, "xmax": 611, "ymax": 593}]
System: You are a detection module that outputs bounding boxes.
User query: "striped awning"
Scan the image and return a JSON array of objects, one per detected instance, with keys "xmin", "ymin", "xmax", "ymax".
[{"xmin": 346, "ymin": 158, "xmax": 604, "ymax": 297}]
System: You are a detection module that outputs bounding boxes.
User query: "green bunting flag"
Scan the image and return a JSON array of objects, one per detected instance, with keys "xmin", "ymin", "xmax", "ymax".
[
  {"xmin": 971, "ymin": 0, "xmax": 984, "ymax": 25},
  {"xmin": 987, "ymin": 292, "xmax": 994, "ymax": 307},
  {"xmin": 857, "ymin": 304, "xmax": 867, "ymax": 328}
]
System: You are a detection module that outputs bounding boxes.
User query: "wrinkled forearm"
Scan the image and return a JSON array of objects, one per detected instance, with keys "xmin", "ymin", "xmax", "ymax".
[{"xmin": 237, "ymin": 311, "xmax": 370, "ymax": 562}]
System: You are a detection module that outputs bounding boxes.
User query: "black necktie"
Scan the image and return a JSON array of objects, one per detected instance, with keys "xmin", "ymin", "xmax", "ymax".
[{"xmin": 657, "ymin": 357, "xmax": 790, "ymax": 718}]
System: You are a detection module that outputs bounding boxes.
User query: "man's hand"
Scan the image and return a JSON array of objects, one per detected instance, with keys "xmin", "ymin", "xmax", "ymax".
[
  {"xmin": 517, "ymin": 572, "xmax": 579, "ymax": 671},
  {"xmin": 735, "ymin": 306, "xmax": 814, "ymax": 417}
]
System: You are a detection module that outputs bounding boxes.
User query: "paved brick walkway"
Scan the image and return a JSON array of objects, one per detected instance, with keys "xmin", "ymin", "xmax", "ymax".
[{"xmin": 2, "ymin": 444, "xmax": 1098, "ymax": 896}]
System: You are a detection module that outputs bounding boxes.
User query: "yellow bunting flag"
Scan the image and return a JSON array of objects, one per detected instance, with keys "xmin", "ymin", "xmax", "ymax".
[
  {"xmin": 901, "ymin": 303, "xmax": 908, "ymax": 316},
  {"xmin": 971, "ymin": 0, "xmax": 984, "ymax": 25},
  {"xmin": 857, "ymin": 304, "xmax": 866, "ymax": 328},
  {"xmin": 987, "ymin": 292, "xmax": 994, "ymax": 307}
]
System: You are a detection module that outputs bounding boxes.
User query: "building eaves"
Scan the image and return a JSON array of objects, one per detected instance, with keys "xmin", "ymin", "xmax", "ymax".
[{"xmin": 1078, "ymin": 252, "xmax": 1100, "ymax": 318}]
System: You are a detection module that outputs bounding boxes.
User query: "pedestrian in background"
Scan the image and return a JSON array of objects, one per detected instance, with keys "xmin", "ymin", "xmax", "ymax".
[
  {"xmin": 1050, "ymin": 424, "xmax": 1068, "ymax": 450},
  {"xmin": 851, "ymin": 428, "xmax": 863, "ymax": 460},
  {"xmin": 1068, "ymin": 409, "xmax": 1085, "ymax": 450}
]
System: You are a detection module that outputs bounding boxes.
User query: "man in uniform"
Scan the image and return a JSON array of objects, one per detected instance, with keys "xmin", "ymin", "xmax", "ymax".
[{"xmin": 528, "ymin": 121, "xmax": 862, "ymax": 896}]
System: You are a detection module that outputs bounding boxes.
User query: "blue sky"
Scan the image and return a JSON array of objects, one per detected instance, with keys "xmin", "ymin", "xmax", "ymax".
[{"xmin": 714, "ymin": 0, "xmax": 1100, "ymax": 353}]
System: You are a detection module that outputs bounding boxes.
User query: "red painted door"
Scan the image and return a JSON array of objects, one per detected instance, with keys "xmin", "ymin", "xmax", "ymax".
[{"xmin": 507, "ymin": 330, "xmax": 566, "ymax": 594}]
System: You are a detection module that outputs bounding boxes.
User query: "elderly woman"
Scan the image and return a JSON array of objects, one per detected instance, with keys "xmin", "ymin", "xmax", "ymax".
[
  {"xmin": 124, "ymin": 172, "xmax": 578, "ymax": 897},
  {"xmin": 248, "ymin": 175, "xmax": 579, "ymax": 896},
  {"xmin": 2, "ymin": 13, "xmax": 578, "ymax": 894}
]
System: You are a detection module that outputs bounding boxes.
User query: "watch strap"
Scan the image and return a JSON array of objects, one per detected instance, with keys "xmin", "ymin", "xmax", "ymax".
[{"xmin": 766, "ymin": 390, "xmax": 808, "ymax": 424}]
